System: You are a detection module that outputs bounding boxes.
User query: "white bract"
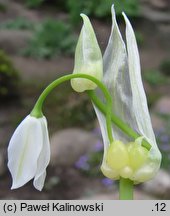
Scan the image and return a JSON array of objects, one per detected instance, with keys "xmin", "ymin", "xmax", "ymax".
[
  {"xmin": 71, "ymin": 13, "xmax": 103, "ymax": 92},
  {"xmin": 93, "ymin": 6, "xmax": 161, "ymax": 183},
  {"xmin": 8, "ymin": 115, "xmax": 50, "ymax": 191}
]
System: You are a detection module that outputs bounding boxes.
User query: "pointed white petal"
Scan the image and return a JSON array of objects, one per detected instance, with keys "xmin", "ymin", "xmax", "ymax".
[
  {"xmin": 122, "ymin": 12, "xmax": 158, "ymax": 147},
  {"xmin": 93, "ymin": 6, "xmax": 130, "ymax": 176},
  {"xmin": 123, "ymin": 13, "xmax": 161, "ymax": 170},
  {"xmin": 33, "ymin": 117, "xmax": 50, "ymax": 191},
  {"xmin": 94, "ymin": 5, "xmax": 130, "ymax": 150},
  {"xmin": 34, "ymin": 171, "xmax": 46, "ymax": 191},
  {"xmin": 8, "ymin": 115, "xmax": 43, "ymax": 189},
  {"xmin": 104, "ymin": 6, "xmax": 141, "ymax": 142}
]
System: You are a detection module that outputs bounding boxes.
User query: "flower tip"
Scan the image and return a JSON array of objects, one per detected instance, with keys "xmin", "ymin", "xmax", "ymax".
[
  {"xmin": 80, "ymin": 13, "xmax": 86, "ymax": 18},
  {"xmin": 11, "ymin": 183, "xmax": 20, "ymax": 190},
  {"xmin": 111, "ymin": 4, "xmax": 116, "ymax": 15},
  {"xmin": 111, "ymin": 4, "xmax": 115, "ymax": 11},
  {"xmin": 33, "ymin": 182, "xmax": 44, "ymax": 191},
  {"xmin": 122, "ymin": 11, "xmax": 128, "ymax": 20},
  {"xmin": 35, "ymin": 186, "xmax": 43, "ymax": 192},
  {"xmin": 122, "ymin": 12, "xmax": 130, "ymax": 26},
  {"xmin": 110, "ymin": 4, "xmax": 117, "ymax": 22},
  {"xmin": 11, "ymin": 185, "xmax": 16, "ymax": 190},
  {"xmin": 80, "ymin": 13, "xmax": 90, "ymax": 24}
]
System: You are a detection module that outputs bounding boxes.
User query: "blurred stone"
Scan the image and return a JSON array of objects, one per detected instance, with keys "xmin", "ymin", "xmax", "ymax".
[
  {"xmin": 10, "ymin": 56, "xmax": 73, "ymax": 81},
  {"xmin": 0, "ymin": 149, "xmax": 6, "ymax": 176},
  {"xmin": 141, "ymin": 5, "xmax": 170, "ymax": 23},
  {"xmin": 0, "ymin": 30, "xmax": 32, "ymax": 54},
  {"xmin": 0, "ymin": 108, "xmax": 20, "ymax": 147},
  {"xmin": 0, "ymin": 0, "xmax": 40, "ymax": 22},
  {"xmin": 150, "ymin": 0, "xmax": 169, "ymax": 10},
  {"xmin": 150, "ymin": 113, "xmax": 165, "ymax": 131},
  {"xmin": 0, "ymin": 0, "xmax": 65, "ymax": 23},
  {"xmin": 50, "ymin": 128, "xmax": 99, "ymax": 167},
  {"xmin": 154, "ymin": 96, "xmax": 170, "ymax": 115},
  {"xmin": 142, "ymin": 169, "xmax": 170, "ymax": 199},
  {"xmin": 0, "ymin": 126, "xmax": 13, "ymax": 147},
  {"xmin": 159, "ymin": 24, "xmax": 170, "ymax": 37}
]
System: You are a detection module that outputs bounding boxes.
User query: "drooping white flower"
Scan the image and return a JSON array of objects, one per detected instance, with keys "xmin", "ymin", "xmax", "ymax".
[
  {"xmin": 7, "ymin": 115, "xmax": 50, "ymax": 191},
  {"xmin": 93, "ymin": 6, "xmax": 161, "ymax": 183},
  {"xmin": 71, "ymin": 13, "xmax": 103, "ymax": 92}
]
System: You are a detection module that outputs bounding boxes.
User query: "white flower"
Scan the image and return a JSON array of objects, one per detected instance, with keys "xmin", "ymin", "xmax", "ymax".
[
  {"xmin": 7, "ymin": 115, "xmax": 50, "ymax": 191},
  {"xmin": 71, "ymin": 13, "xmax": 103, "ymax": 92},
  {"xmin": 93, "ymin": 6, "xmax": 161, "ymax": 183}
]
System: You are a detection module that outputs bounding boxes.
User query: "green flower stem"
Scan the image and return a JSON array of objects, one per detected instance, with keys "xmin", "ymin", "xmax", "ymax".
[
  {"xmin": 87, "ymin": 90, "xmax": 151, "ymax": 151},
  {"xmin": 119, "ymin": 177, "xmax": 133, "ymax": 200},
  {"xmin": 31, "ymin": 73, "xmax": 113, "ymax": 143}
]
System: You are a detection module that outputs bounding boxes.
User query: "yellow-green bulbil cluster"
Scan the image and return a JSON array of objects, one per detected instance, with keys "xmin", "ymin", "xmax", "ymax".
[
  {"xmin": 104, "ymin": 140, "xmax": 149, "ymax": 181},
  {"xmin": 101, "ymin": 138, "xmax": 160, "ymax": 183}
]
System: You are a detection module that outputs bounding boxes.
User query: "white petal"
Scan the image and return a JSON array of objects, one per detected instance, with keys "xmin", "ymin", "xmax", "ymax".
[
  {"xmin": 106, "ymin": 6, "xmax": 140, "ymax": 141},
  {"xmin": 33, "ymin": 117, "xmax": 50, "ymax": 191},
  {"xmin": 122, "ymin": 12, "xmax": 157, "ymax": 147},
  {"xmin": 8, "ymin": 115, "xmax": 43, "ymax": 189},
  {"xmin": 93, "ymin": 6, "xmax": 129, "ymax": 174},
  {"xmin": 93, "ymin": 5, "xmax": 130, "ymax": 152},
  {"xmin": 34, "ymin": 171, "xmax": 46, "ymax": 191}
]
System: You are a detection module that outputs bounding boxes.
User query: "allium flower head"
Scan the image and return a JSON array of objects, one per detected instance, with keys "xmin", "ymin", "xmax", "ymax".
[{"xmin": 93, "ymin": 6, "xmax": 161, "ymax": 183}]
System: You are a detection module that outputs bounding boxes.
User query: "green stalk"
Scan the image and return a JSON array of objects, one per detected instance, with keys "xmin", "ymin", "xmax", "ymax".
[
  {"xmin": 119, "ymin": 178, "xmax": 133, "ymax": 200},
  {"xmin": 87, "ymin": 90, "xmax": 151, "ymax": 151},
  {"xmin": 30, "ymin": 74, "xmax": 151, "ymax": 200},
  {"xmin": 31, "ymin": 73, "xmax": 113, "ymax": 143}
]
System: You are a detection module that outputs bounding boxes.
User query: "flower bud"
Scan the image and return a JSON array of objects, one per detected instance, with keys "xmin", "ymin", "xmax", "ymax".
[
  {"xmin": 127, "ymin": 142, "xmax": 149, "ymax": 170},
  {"xmin": 106, "ymin": 141, "xmax": 129, "ymax": 170},
  {"xmin": 71, "ymin": 14, "xmax": 103, "ymax": 92}
]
